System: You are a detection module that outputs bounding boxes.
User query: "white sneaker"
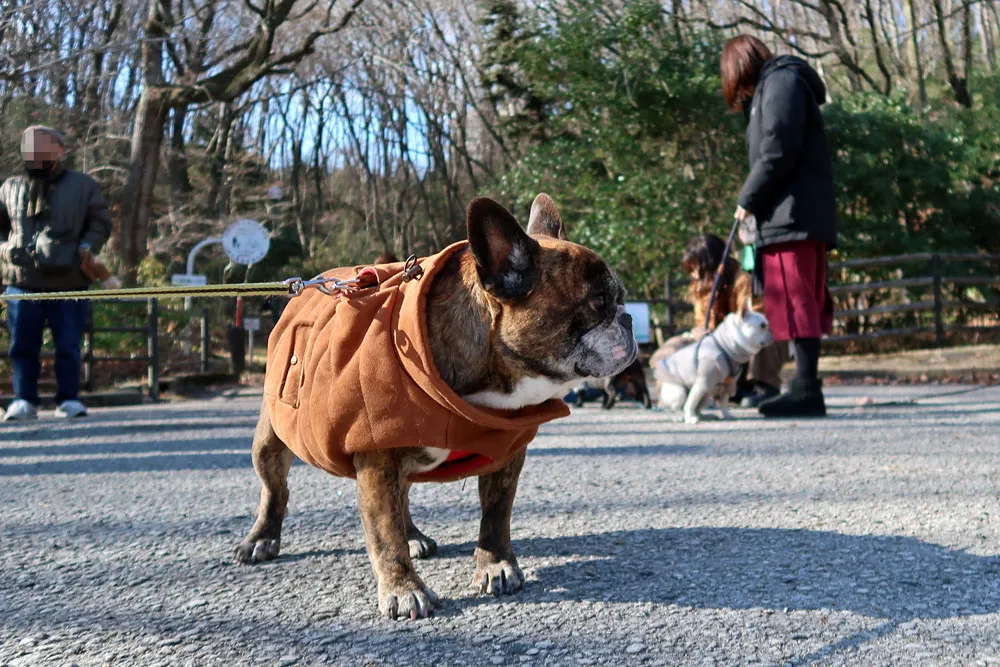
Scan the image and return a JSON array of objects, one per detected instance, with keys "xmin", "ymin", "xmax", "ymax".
[
  {"xmin": 55, "ymin": 400, "xmax": 88, "ymax": 418},
  {"xmin": 3, "ymin": 399, "xmax": 39, "ymax": 422}
]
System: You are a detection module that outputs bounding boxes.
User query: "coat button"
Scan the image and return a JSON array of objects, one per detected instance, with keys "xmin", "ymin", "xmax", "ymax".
[{"xmin": 290, "ymin": 355, "xmax": 298, "ymax": 365}]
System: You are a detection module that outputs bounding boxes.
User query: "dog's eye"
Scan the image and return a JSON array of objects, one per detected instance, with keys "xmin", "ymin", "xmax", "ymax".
[
  {"xmin": 760, "ymin": 323, "xmax": 767, "ymax": 330},
  {"xmin": 589, "ymin": 297, "xmax": 605, "ymax": 312}
]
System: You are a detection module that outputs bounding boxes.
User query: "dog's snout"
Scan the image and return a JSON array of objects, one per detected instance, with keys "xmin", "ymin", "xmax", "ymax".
[{"xmin": 617, "ymin": 311, "xmax": 632, "ymax": 331}]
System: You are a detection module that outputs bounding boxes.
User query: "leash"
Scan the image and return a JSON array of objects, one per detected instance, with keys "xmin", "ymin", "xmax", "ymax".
[
  {"xmin": 703, "ymin": 216, "xmax": 741, "ymax": 331},
  {"xmin": 0, "ymin": 256, "xmax": 424, "ymax": 303},
  {"xmin": 858, "ymin": 384, "xmax": 993, "ymax": 408}
]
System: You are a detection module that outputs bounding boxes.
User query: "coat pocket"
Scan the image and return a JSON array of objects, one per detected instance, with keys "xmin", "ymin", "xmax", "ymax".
[{"xmin": 268, "ymin": 321, "xmax": 313, "ymax": 408}]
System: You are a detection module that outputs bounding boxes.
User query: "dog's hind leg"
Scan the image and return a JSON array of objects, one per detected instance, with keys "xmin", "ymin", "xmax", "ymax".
[
  {"xmin": 355, "ymin": 450, "xmax": 438, "ymax": 620},
  {"xmin": 403, "ymin": 483, "xmax": 438, "ymax": 559},
  {"xmin": 473, "ymin": 449, "xmax": 526, "ymax": 597},
  {"xmin": 658, "ymin": 382, "xmax": 687, "ymax": 417},
  {"xmin": 235, "ymin": 400, "xmax": 295, "ymax": 564}
]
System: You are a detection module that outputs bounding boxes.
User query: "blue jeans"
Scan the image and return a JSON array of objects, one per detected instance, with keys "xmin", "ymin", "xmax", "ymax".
[{"xmin": 5, "ymin": 287, "xmax": 89, "ymax": 405}]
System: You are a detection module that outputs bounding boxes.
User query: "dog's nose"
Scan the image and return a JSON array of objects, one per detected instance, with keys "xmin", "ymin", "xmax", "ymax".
[{"xmin": 617, "ymin": 311, "xmax": 632, "ymax": 331}]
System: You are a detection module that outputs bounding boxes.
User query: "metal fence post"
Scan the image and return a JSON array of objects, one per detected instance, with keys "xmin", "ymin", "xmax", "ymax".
[
  {"xmin": 200, "ymin": 308, "xmax": 209, "ymax": 374},
  {"xmin": 664, "ymin": 277, "xmax": 675, "ymax": 337},
  {"xmin": 931, "ymin": 254, "xmax": 944, "ymax": 347},
  {"xmin": 148, "ymin": 299, "xmax": 160, "ymax": 401}
]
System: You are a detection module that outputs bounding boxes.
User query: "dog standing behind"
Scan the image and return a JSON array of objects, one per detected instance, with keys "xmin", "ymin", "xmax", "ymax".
[
  {"xmin": 602, "ymin": 357, "xmax": 652, "ymax": 409},
  {"xmin": 653, "ymin": 301, "xmax": 772, "ymax": 423}
]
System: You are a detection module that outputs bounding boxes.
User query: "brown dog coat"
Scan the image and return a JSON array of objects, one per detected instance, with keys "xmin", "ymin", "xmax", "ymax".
[{"xmin": 264, "ymin": 241, "xmax": 571, "ymax": 483}]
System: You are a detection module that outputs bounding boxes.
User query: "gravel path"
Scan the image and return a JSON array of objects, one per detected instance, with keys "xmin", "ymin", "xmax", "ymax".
[{"xmin": 2, "ymin": 385, "xmax": 1000, "ymax": 666}]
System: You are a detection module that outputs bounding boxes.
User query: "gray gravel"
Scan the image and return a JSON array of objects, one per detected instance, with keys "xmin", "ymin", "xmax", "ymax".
[{"xmin": 2, "ymin": 385, "xmax": 1000, "ymax": 666}]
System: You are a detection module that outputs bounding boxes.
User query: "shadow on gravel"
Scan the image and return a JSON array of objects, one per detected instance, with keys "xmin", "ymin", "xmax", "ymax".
[
  {"xmin": 0, "ymin": 419, "xmax": 258, "ymax": 444},
  {"xmin": 503, "ymin": 528, "xmax": 1000, "ymax": 621},
  {"xmin": 529, "ymin": 444, "xmax": 706, "ymax": 457},
  {"xmin": 0, "ymin": 448, "xmax": 253, "ymax": 475},
  {"xmin": 0, "ymin": 434, "xmax": 257, "ymax": 460}
]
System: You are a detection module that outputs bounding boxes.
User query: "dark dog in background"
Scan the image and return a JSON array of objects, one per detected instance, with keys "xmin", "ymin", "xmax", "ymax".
[{"xmin": 603, "ymin": 357, "xmax": 652, "ymax": 409}]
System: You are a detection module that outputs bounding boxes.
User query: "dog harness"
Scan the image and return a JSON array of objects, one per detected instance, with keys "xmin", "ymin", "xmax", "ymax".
[
  {"xmin": 661, "ymin": 331, "xmax": 745, "ymax": 388},
  {"xmin": 263, "ymin": 241, "xmax": 571, "ymax": 483}
]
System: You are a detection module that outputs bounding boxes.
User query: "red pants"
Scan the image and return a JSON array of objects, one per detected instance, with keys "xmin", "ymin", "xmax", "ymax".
[{"xmin": 762, "ymin": 241, "xmax": 833, "ymax": 341}]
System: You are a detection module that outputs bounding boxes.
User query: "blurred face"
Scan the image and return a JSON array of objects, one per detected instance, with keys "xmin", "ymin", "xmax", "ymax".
[{"xmin": 21, "ymin": 131, "xmax": 65, "ymax": 177}]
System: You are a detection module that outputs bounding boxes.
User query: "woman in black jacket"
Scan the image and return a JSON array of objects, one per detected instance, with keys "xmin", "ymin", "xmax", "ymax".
[{"xmin": 720, "ymin": 35, "xmax": 837, "ymax": 418}]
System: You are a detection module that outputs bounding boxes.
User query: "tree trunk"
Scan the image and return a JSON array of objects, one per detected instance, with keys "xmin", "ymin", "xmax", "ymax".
[
  {"xmin": 907, "ymin": 0, "xmax": 928, "ymax": 108},
  {"xmin": 931, "ymin": 0, "xmax": 972, "ymax": 106},
  {"xmin": 168, "ymin": 105, "xmax": 192, "ymax": 198},
  {"xmin": 206, "ymin": 103, "xmax": 235, "ymax": 216},
  {"xmin": 118, "ymin": 0, "xmax": 170, "ymax": 284},
  {"xmin": 119, "ymin": 87, "xmax": 169, "ymax": 282},
  {"xmin": 863, "ymin": 0, "xmax": 893, "ymax": 94}
]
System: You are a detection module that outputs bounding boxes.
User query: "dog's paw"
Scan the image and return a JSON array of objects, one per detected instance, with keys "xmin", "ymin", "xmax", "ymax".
[
  {"xmin": 408, "ymin": 533, "xmax": 438, "ymax": 560},
  {"xmin": 378, "ymin": 580, "xmax": 438, "ymax": 620},
  {"xmin": 234, "ymin": 538, "xmax": 280, "ymax": 564},
  {"xmin": 683, "ymin": 414, "xmax": 701, "ymax": 424},
  {"xmin": 473, "ymin": 550, "xmax": 524, "ymax": 596}
]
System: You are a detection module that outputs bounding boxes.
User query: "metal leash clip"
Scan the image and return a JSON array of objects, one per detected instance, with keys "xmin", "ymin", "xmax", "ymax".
[
  {"xmin": 401, "ymin": 255, "xmax": 423, "ymax": 282},
  {"xmin": 283, "ymin": 268, "xmax": 380, "ymax": 298}
]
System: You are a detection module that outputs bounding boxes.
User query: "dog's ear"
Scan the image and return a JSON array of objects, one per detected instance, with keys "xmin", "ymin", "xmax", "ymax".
[
  {"xmin": 526, "ymin": 193, "xmax": 568, "ymax": 240},
  {"xmin": 739, "ymin": 297, "xmax": 753, "ymax": 319},
  {"xmin": 467, "ymin": 197, "xmax": 540, "ymax": 299}
]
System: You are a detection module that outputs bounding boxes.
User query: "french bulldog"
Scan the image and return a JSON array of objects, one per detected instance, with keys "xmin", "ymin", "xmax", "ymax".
[
  {"xmin": 234, "ymin": 194, "xmax": 638, "ymax": 619},
  {"xmin": 653, "ymin": 301, "xmax": 772, "ymax": 423}
]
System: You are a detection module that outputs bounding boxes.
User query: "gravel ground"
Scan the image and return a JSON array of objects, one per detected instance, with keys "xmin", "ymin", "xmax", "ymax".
[{"xmin": 2, "ymin": 385, "xmax": 1000, "ymax": 666}]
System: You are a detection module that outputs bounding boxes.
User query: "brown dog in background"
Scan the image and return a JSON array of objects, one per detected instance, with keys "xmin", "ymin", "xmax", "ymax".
[{"xmin": 234, "ymin": 194, "xmax": 637, "ymax": 619}]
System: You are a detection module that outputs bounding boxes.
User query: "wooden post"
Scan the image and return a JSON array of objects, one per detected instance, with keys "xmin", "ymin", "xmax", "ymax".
[
  {"xmin": 664, "ymin": 277, "xmax": 675, "ymax": 337},
  {"xmin": 931, "ymin": 254, "xmax": 944, "ymax": 347},
  {"xmin": 199, "ymin": 308, "xmax": 209, "ymax": 374},
  {"xmin": 147, "ymin": 299, "xmax": 160, "ymax": 401}
]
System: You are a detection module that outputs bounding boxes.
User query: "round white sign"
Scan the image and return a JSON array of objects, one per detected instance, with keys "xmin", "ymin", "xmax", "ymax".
[{"xmin": 222, "ymin": 219, "xmax": 271, "ymax": 265}]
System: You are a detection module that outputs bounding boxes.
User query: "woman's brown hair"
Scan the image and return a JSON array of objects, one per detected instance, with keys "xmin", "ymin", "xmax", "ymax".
[
  {"xmin": 683, "ymin": 233, "xmax": 742, "ymax": 330},
  {"xmin": 720, "ymin": 35, "xmax": 774, "ymax": 111}
]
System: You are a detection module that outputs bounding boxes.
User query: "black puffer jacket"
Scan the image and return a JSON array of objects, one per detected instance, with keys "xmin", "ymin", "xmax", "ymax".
[
  {"xmin": 738, "ymin": 56, "xmax": 837, "ymax": 249},
  {"xmin": 0, "ymin": 170, "xmax": 111, "ymax": 290}
]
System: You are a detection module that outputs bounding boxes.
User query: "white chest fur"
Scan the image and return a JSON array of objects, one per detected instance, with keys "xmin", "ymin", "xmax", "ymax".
[
  {"xmin": 409, "ymin": 447, "xmax": 451, "ymax": 474},
  {"xmin": 464, "ymin": 376, "xmax": 577, "ymax": 410},
  {"xmin": 414, "ymin": 376, "xmax": 574, "ymax": 474}
]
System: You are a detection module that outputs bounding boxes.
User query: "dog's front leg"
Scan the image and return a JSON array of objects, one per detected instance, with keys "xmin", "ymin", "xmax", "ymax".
[
  {"xmin": 354, "ymin": 450, "xmax": 438, "ymax": 620},
  {"xmin": 718, "ymin": 388, "xmax": 734, "ymax": 420},
  {"xmin": 683, "ymin": 380, "xmax": 710, "ymax": 424},
  {"xmin": 473, "ymin": 449, "xmax": 526, "ymax": 596}
]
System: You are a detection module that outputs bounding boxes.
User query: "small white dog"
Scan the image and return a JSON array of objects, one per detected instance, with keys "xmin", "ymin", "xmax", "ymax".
[{"xmin": 653, "ymin": 301, "xmax": 773, "ymax": 423}]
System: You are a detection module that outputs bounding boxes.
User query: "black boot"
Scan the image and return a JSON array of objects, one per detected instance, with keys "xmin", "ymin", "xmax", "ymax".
[
  {"xmin": 758, "ymin": 378, "xmax": 826, "ymax": 418},
  {"xmin": 741, "ymin": 382, "xmax": 781, "ymax": 408}
]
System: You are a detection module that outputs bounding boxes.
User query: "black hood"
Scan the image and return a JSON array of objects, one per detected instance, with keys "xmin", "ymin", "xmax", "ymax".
[{"xmin": 759, "ymin": 55, "xmax": 827, "ymax": 105}]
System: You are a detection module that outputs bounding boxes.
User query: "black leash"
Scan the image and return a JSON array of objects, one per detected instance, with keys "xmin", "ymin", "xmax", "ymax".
[{"xmin": 703, "ymin": 216, "xmax": 741, "ymax": 331}]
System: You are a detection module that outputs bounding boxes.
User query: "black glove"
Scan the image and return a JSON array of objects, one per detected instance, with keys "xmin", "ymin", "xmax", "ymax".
[{"xmin": 0, "ymin": 243, "xmax": 33, "ymax": 267}]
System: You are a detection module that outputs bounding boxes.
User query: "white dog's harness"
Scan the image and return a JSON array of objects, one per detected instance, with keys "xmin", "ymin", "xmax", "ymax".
[
  {"xmin": 661, "ymin": 331, "xmax": 745, "ymax": 389},
  {"xmin": 695, "ymin": 332, "xmax": 744, "ymax": 382}
]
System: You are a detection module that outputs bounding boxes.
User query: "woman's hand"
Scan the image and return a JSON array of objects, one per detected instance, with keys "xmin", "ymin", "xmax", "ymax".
[{"xmin": 736, "ymin": 206, "xmax": 758, "ymax": 245}]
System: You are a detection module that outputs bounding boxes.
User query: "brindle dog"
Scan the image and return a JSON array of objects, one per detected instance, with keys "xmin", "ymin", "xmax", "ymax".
[{"xmin": 235, "ymin": 195, "xmax": 637, "ymax": 619}]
